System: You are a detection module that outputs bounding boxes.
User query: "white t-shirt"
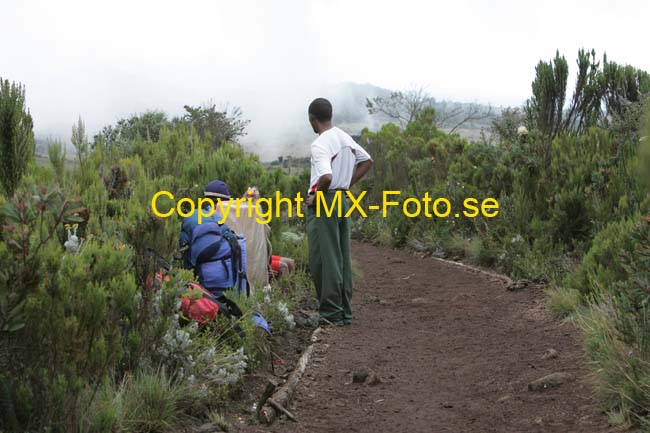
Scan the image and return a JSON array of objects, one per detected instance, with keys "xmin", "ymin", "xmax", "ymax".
[{"xmin": 309, "ymin": 127, "xmax": 372, "ymax": 192}]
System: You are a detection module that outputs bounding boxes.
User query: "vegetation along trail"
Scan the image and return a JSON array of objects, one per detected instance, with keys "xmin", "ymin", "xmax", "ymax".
[{"xmin": 251, "ymin": 241, "xmax": 616, "ymax": 433}]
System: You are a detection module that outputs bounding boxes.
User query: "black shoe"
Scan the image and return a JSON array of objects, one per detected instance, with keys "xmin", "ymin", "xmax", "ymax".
[{"xmin": 342, "ymin": 319, "xmax": 352, "ymax": 326}]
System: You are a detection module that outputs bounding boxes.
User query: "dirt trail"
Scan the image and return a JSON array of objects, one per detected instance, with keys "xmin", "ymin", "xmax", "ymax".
[{"xmin": 256, "ymin": 242, "xmax": 616, "ymax": 433}]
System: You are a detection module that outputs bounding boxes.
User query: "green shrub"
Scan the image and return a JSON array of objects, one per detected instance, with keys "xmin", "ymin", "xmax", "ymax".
[
  {"xmin": 0, "ymin": 78, "xmax": 34, "ymax": 197},
  {"xmin": 352, "ymin": 214, "xmax": 392, "ymax": 246},
  {"xmin": 635, "ymin": 107, "xmax": 650, "ymax": 191},
  {"xmin": 546, "ymin": 286, "xmax": 582, "ymax": 317},
  {"xmin": 207, "ymin": 410, "xmax": 230, "ymax": 431},
  {"xmin": 567, "ymin": 217, "xmax": 638, "ymax": 296},
  {"xmin": 78, "ymin": 380, "xmax": 124, "ymax": 433},
  {"xmin": 610, "ymin": 219, "xmax": 650, "ymax": 353},
  {"xmin": 47, "ymin": 139, "xmax": 66, "ymax": 185},
  {"xmin": 443, "ymin": 234, "xmax": 471, "ymax": 258},
  {"xmin": 576, "ymin": 219, "xmax": 650, "ymax": 427},
  {"xmin": 467, "ymin": 236, "xmax": 500, "ymax": 266},
  {"xmin": 548, "ymin": 189, "xmax": 592, "ymax": 246},
  {"xmin": 576, "ymin": 302, "xmax": 647, "ymax": 428},
  {"xmin": 121, "ymin": 369, "xmax": 190, "ymax": 433}
]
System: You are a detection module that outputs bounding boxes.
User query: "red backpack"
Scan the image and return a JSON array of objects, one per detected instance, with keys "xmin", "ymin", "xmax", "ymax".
[
  {"xmin": 146, "ymin": 270, "xmax": 238, "ymax": 326},
  {"xmin": 179, "ymin": 282, "xmax": 220, "ymax": 323}
]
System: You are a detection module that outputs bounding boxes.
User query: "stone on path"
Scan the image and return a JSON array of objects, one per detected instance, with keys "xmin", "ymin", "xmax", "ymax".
[{"xmin": 528, "ymin": 372, "xmax": 575, "ymax": 391}]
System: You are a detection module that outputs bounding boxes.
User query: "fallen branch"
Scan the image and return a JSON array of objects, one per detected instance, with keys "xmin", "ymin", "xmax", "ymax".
[
  {"xmin": 429, "ymin": 256, "xmax": 513, "ymax": 285},
  {"xmin": 259, "ymin": 326, "xmax": 322, "ymax": 424},
  {"xmin": 430, "ymin": 255, "xmax": 549, "ymax": 292},
  {"xmin": 268, "ymin": 398, "xmax": 297, "ymax": 422},
  {"xmin": 255, "ymin": 380, "xmax": 277, "ymax": 418}
]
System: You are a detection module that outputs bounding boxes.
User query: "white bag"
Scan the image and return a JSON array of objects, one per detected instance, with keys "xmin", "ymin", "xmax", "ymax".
[{"xmin": 223, "ymin": 201, "xmax": 269, "ymax": 293}]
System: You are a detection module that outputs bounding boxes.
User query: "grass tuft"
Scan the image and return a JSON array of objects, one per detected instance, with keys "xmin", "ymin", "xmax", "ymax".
[{"xmin": 546, "ymin": 286, "xmax": 583, "ymax": 317}]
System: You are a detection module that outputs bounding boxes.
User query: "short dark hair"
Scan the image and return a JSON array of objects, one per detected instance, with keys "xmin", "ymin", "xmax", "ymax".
[{"xmin": 308, "ymin": 98, "xmax": 332, "ymax": 122}]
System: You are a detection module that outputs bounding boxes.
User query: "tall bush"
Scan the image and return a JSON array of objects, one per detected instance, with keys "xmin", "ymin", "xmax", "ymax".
[{"xmin": 0, "ymin": 78, "xmax": 34, "ymax": 197}]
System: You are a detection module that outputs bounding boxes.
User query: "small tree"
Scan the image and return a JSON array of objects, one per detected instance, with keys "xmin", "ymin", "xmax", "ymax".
[
  {"xmin": 525, "ymin": 50, "xmax": 569, "ymax": 140},
  {"xmin": 71, "ymin": 116, "xmax": 88, "ymax": 177},
  {"xmin": 525, "ymin": 49, "xmax": 650, "ymax": 140},
  {"xmin": 0, "ymin": 78, "xmax": 34, "ymax": 197},
  {"xmin": 176, "ymin": 102, "xmax": 249, "ymax": 148},
  {"xmin": 366, "ymin": 86, "xmax": 434, "ymax": 127},
  {"xmin": 366, "ymin": 86, "xmax": 493, "ymax": 131},
  {"xmin": 47, "ymin": 138, "xmax": 66, "ymax": 184},
  {"xmin": 636, "ymin": 104, "xmax": 650, "ymax": 192},
  {"xmin": 436, "ymin": 101, "xmax": 493, "ymax": 134}
]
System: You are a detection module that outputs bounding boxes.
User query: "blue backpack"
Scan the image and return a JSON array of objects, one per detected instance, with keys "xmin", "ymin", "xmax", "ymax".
[{"xmin": 188, "ymin": 222, "xmax": 248, "ymax": 297}]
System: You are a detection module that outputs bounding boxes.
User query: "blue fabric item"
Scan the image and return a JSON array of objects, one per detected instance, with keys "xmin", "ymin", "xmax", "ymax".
[
  {"xmin": 236, "ymin": 235, "xmax": 247, "ymax": 296},
  {"xmin": 178, "ymin": 177, "xmax": 230, "ymax": 266},
  {"xmin": 251, "ymin": 311, "xmax": 272, "ymax": 335},
  {"xmin": 190, "ymin": 223, "xmax": 229, "ymax": 265},
  {"xmin": 179, "ymin": 204, "xmax": 223, "ymax": 269},
  {"xmin": 190, "ymin": 222, "xmax": 235, "ymax": 290},
  {"xmin": 178, "ymin": 197, "xmax": 248, "ymax": 295},
  {"xmin": 208, "ymin": 289, "xmax": 225, "ymax": 298},
  {"xmin": 204, "ymin": 179, "xmax": 231, "ymax": 199}
]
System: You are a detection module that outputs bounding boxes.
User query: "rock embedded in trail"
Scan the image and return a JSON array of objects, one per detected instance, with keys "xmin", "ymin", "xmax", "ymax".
[
  {"xmin": 353, "ymin": 370, "xmax": 369, "ymax": 383},
  {"xmin": 507, "ymin": 279, "xmax": 546, "ymax": 291},
  {"xmin": 196, "ymin": 422, "xmax": 223, "ymax": 433},
  {"xmin": 351, "ymin": 369, "xmax": 382, "ymax": 385},
  {"xmin": 294, "ymin": 310, "xmax": 320, "ymax": 328},
  {"xmin": 497, "ymin": 394, "xmax": 512, "ymax": 403},
  {"xmin": 367, "ymin": 371, "xmax": 382, "ymax": 386},
  {"xmin": 541, "ymin": 348, "xmax": 559, "ymax": 360},
  {"xmin": 387, "ymin": 257, "xmax": 406, "ymax": 264},
  {"xmin": 528, "ymin": 372, "xmax": 575, "ymax": 391},
  {"xmin": 507, "ymin": 279, "xmax": 531, "ymax": 291}
]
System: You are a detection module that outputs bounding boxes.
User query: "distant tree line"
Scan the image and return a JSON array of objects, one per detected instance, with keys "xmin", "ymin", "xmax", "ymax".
[{"xmin": 94, "ymin": 102, "xmax": 249, "ymax": 155}]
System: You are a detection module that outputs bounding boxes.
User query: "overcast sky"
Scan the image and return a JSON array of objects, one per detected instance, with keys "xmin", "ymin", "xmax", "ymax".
[{"xmin": 1, "ymin": 0, "xmax": 648, "ymax": 159}]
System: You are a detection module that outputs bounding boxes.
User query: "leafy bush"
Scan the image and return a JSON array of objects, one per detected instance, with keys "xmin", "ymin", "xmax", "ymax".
[
  {"xmin": 47, "ymin": 139, "xmax": 66, "ymax": 185},
  {"xmin": 577, "ymin": 302, "xmax": 649, "ymax": 428},
  {"xmin": 0, "ymin": 101, "xmax": 308, "ymax": 432},
  {"xmin": 574, "ymin": 218, "xmax": 650, "ymax": 426},
  {"xmin": 0, "ymin": 78, "xmax": 34, "ymax": 197},
  {"xmin": 566, "ymin": 217, "xmax": 638, "ymax": 296}
]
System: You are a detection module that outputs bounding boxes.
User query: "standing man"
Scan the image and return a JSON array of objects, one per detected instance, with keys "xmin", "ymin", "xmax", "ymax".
[{"xmin": 305, "ymin": 98, "xmax": 373, "ymax": 326}]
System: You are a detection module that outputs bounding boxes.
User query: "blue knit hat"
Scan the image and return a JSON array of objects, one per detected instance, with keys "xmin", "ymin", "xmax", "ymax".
[{"xmin": 204, "ymin": 180, "xmax": 231, "ymax": 200}]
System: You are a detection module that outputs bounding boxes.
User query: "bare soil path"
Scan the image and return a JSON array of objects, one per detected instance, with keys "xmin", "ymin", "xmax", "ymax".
[{"xmin": 248, "ymin": 241, "xmax": 617, "ymax": 433}]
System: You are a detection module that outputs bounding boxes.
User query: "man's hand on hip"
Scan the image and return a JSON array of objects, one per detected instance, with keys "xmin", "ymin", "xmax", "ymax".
[{"xmin": 306, "ymin": 193, "xmax": 316, "ymax": 208}]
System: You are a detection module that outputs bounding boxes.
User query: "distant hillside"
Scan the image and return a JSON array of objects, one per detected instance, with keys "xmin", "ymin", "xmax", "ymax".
[
  {"xmin": 34, "ymin": 137, "xmax": 48, "ymax": 156},
  {"xmin": 256, "ymin": 82, "xmax": 498, "ymax": 162},
  {"xmin": 32, "ymin": 82, "xmax": 498, "ymax": 163}
]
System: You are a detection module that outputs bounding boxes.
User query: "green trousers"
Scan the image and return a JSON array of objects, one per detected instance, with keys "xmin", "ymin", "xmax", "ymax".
[{"xmin": 306, "ymin": 191, "xmax": 353, "ymax": 322}]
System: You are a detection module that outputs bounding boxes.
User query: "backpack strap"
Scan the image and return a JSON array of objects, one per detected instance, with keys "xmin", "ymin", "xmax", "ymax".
[
  {"xmin": 221, "ymin": 228, "xmax": 247, "ymax": 296},
  {"xmin": 215, "ymin": 294, "xmax": 246, "ymax": 339},
  {"xmin": 179, "ymin": 222, "xmax": 193, "ymax": 270}
]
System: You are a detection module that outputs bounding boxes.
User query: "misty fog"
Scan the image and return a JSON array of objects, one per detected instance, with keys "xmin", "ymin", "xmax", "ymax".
[{"xmin": 2, "ymin": 0, "xmax": 649, "ymax": 161}]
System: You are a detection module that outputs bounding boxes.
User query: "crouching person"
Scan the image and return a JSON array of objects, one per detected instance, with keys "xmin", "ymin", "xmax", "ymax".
[
  {"xmin": 270, "ymin": 255, "xmax": 295, "ymax": 279},
  {"xmin": 179, "ymin": 180, "xmax": 248, "ymax": 300}
]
